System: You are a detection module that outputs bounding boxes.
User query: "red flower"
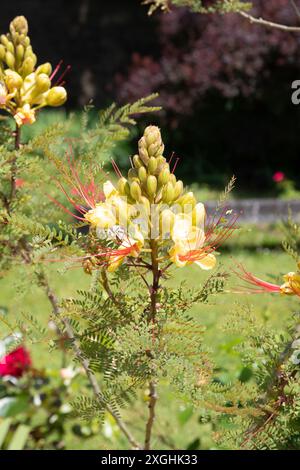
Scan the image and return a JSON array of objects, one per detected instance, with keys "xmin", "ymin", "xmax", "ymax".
[
  {"xmin": 272, "ymin": 171, "xmax": 285, "ymax": 183},
  {"xmin": 15, "ymin": 178, "xmax": 25, "ymax": 189},
  {"xmin": 0, "ymin": 346, "xmax": 32, "ymax": 378}
]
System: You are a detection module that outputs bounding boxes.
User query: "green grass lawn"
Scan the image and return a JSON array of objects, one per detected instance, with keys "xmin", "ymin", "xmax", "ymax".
[{"xmin": 0, "ymin": 246, "xmax": 297, "ymax": 449}]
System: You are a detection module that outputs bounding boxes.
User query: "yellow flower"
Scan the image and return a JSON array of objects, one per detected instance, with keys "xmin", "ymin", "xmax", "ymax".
[
  {"xmin": 107, "ymin": 228, "xmax": 144, "ymax": 272},
  {"xmin": 84, "ymin": 181, "xmax": 136, "ymax": 229},
  {"xmin": 0, "ymin": 16, "xmax": 68, "ymax": 126},
  {"xmin": 169, "ymin": 213, "xmax": 216, "ymax": 270},
  {"xmin": 14, "ymin": 104, "xmax": 36, "ymax": 127},
  {"xmin": 280, "ymin": 272, "xmax": 300, "ymax": 296},
  {"xmin": 84, "ymin": 204, "xmax": 117, "ymax": 229}
]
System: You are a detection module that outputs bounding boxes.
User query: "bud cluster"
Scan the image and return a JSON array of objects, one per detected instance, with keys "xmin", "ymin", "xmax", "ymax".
[
  {"xmin": 126, "ymin": 125, "xmax": 184, "ymax": 205},
  {"xmin": 81, "ymin": 126, "xmax": 225, "ymax": 272},
  {"xmin": 0, "ymin": 16, "xmax": 67, "ymax": 126}
]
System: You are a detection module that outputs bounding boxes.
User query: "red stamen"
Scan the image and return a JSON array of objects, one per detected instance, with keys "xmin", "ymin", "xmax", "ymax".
[
  {"xmin": 172, "ymin": 157, "xmax": 180, "ymax": 174},
  {"xmin": 53, "ymin": 65, "xmax": 71, "ymax": 87},
  {"xmin": 232, "ymin": 262, "xmax": 282, "ymax": 294},
  {"xmin": 50, "ymin": 60, "xmax": 63, "ymax": 81},
  {"xmin": 111, "ymin": 158, "xmax": 123, "ymax": 179}
]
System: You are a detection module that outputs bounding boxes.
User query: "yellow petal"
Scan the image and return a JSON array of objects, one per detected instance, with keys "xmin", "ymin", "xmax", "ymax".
[
  {"xmin": 84, "ymin": 204, "xmax": 116, "ymax": 228},
  {"xmin": 103, "ymin": 181, "xmax": 117, "ymax": 199},
  {"xmin": 192, "ymin": 203, "xmax": 206, "ymax": 229},
  {"xmin": 195, "ymin": 253, "xmax": 216, "ymax": 270},
  {"xmin": 171, "ymin": 214, "xmax": 193, "ymax": 243},
  {"xmin": 169, "ymin": 244, "xmax": 188, "ymax": 268}
]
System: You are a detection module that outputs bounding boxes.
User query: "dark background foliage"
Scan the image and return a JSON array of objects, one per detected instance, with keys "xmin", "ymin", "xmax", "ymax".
[{"xmin": 1, "ymin": 0, "xmax": 300, "ymax": 191}]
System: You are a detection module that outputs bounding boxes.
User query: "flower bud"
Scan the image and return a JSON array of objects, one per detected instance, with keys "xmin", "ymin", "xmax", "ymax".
[
  {"xmin": 162, "ymin": 182, "xmax": 175, "ymax": 203},
  {"xmin": 159, "ymin": 209, "xmax": 175, "ymax": 237},
  {"xmin": 0, "ymin": 45, "xmax": 6, "ymax": 61},
  {"xmin": 174, "ymin": 180, "xmax": 183, "ymax": 199},
  {"xmin": 144, "ymin": 125, "xmax": 161, "ymax": 147},
  {"xmin": 148, "ymin": 142, "xmax": 162, "ymax": 158},
  {"xmin": 192, "ymin": 203, "xmax": 206, "ymax": 228},
  {"xmin": 147, "ymin": 175, "xmax": 157, "ymax": 197},
  {"xmin": 133, "ymin": 154, "xmax": 143, "ymax": 168},
  {"xmin": 5, "ymin": 70, "xmax": 23, "ymax": 91},
  {"xmin": 35, "ymin": 73, "xmax": 51, "ymax": 93},
  {"xmin": 117, "ymin": 177, "xmax": 130, "ymax": 196},
  {"xmin": 140, "ymin": 196, "xmax": 151, "ymax": 214},
  {"xmin": 24, "ymin": 45, "xmax": 33, "ymax": 59},
  {"xmin": 16, "ymin": 44, "xmax": 24, "ymax": 62},
  {"xmin": 148, "ymin": 157, "xmax": 157, "ymax": 174},
  {"xmin": 10, "ymin": 16, "xmax": 28, "ymax": 36},
  {"xmin": 83, "ymin": 259, "xmax": 94, "ymax": 275},
  {"xmin": 0, "ymin": 35, "xmax": 9, "ymax": 47},
  {"xmin": 158, "ymin": 166, "xmax": 170, "ymax": 186},
  {"xmin": 20, "ymin": 56, "xmax": 35, "ymax": 76},
  {"xmin": 6, "ymin": 41, "xmax": 14, "ymax": 54},
  {"xmin": 138, "ymin": 137, "xmax": 149, "ymax": 164},
  {"xmin": 24, "ymin": 36, "xmax": 30, "ymax": 47},
  {"xmin": 5, "ymin": 51, "xmax": 15, "ymax": 68},
  {"xmin": 138, "ymin": 166, "xmax": 147, "ymax": 183},
  {"xmin": 128, "ymin": 168, "xmax": 138, "ymax": 181},
  {"xmin": 130, "ymin": 181, "xmax": 142, "ymax": 201},
  {"xmin": 177, "ymin": 192, "xmax": 196, "ymax": 209},
  {"xmin": 31, "ymin": 53, "xmax": 37, "ymax": 68},
  {"xmin": 156, "ymin": 156, "xmax": 166, "ymax": 171},
  {"xmin": 46, "ymin": 86, "xmax": 67, "ymax": 106},
  {"xmin": 36, "ymin": 62, "xmax": 52, "ymax": 76},
  {"xmin": 169, "ymin": 174, "xmax": 176, "ymax": 185}
]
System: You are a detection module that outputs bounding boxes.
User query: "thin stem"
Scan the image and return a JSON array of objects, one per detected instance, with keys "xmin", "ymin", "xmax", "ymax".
[
  {"xmin": 144, "ymin": 239, "xmax": 160, "ymax": 450},
  {"xmin": 101, "ymin": 269, "xmax": 121, "ymax": 307},
  {"xmin": 144, "ymin": 380, "xmax": 158, "ymax": 450},
  {"xmin": 9, "ymin": 124, "xmax": 21, "ymax": 204},
  {"xmin": 239, "ymin": 10, "xmax": 300, "ymax": 32},
  {"xmin": 37, "ymin": 268, "xmax": 142, "ymax": 450}
]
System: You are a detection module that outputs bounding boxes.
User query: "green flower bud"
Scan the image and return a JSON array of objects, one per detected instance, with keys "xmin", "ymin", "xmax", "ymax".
[
  {"xmin": 156, "ymin": 156, "xmax": 166, "ymax": 167},
  {"xmin": 147, "ymin": 175, "xmax": 157, "ymax": 197},
  {"xmin": 31, "ymin": 53, "xmax": 37, "ymax": 68},
  {"xmin": 138, "ymin": 166, "xmax": 147, "ymax": 183},
  {"xmin": 158, "ymin": 166, "xmax": 170, "ymax": 186},
  {"xmin": 138, "ymin": 136, "xmax": 149, "ymax": 164},
  {"xmin": 130, "ymin": 181, "xmax": 142, "ymax": 201},
  {"xmin": 133, "ymin": 154, "xmax": 143, "ymax": 168},
  {"xmin": 169, "ymin": 174, "xmax": 176, "ymax": 185},
  {"xmin": 16, "ymin": 44, "xmax": 24, "ymax": 62},
  {"xmin": 0, "ymin": 35, "xmax": 9, "ymax": 47},
  {"xmin": 5, "ymin": 51, "xmax": 15, "ymax": 68},
  {"xmin": 148, "ymin": 141, "xmax": 164, "ymax": 158},
  {"xmin": 6, "ymin": 41, "xmax": 14, "ymax": 54},
  {"xmin": 159, "ymin": 209, "xmax": 175, "ymax": 236},
  {"xmin": 20, "ymin": 56, "xmax": 35, "ymax": 76},
  {"xmin": 0, "ymin": 45, "xmax": 6, "ymax": 61},
  {"xmin": 174, "ymin": 180, "xmax": 183, "ymax": 199},
  {"xmin": 46, "ymin": 86, "xmax": 67, "ymax": 106},
  {"xmin": 117, "ymin": 177, "xmax": 130, "ymax": 196},
  {"xmin": 176, "ymin": 192, "xmax": 196, "ymax": 209},
  {"xmin": 148, "ymin": 157, "xmax": 157, "ymax": 174},
  {"xmin": 24, "ymin": 45, "xmax": 33, "ymax": 59},
  {"xmin": 162, "ymin": 182, "xmax": 175, "ymax": 203},
  {"xmin": 36, "ymin": 62, "xmax": 52, "ymax": 76},
  {"xmin": 35, "ymin": 73, "xmax": 51, "ymax": 93},
  {"xmin": 5, "ymin": 70, "xmax": 23, "ymax": 91},
  {"xmin": 128, "ymin": 168, "xmax": 138, "ymax": 181},
  {"xmin": 10, "ymin": 16, "xmax": 28, "ymax": 37},
  {"xmin": 140, "ymin": 196, "xmax": 151, "ymax": 215},
  {"xmin": 144, "ymin": 125, "xmax": 161, "ymax": 147}
]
